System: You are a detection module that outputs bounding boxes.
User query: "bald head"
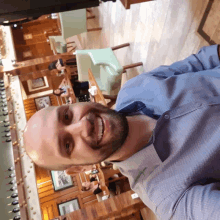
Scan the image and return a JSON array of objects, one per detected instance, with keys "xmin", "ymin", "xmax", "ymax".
[{"xmin": 24, "ymin": 107, "xmax": 64, "ymax": 169}]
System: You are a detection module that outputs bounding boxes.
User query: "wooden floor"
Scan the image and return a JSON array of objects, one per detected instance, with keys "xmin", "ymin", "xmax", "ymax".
[{"xmin": 67, "ymin": 0, "xmax": 214, "ymax": 92}]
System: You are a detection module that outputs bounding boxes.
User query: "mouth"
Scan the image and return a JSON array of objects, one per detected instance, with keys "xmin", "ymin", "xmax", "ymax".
[{"xmin": 96, "ymin": 116, "xmax": 104, "ymax": 145}]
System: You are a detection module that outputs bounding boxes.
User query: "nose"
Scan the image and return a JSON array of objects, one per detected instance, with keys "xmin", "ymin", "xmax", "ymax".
[{"xmin": 65, "ymin": 116, "xmax": 94, "ymax": 139}]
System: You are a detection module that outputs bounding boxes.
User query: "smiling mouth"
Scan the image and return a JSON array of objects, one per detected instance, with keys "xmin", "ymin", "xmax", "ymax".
[
  {"xmin": 97, "ymin": 116, "xmax": 104, "ymax": 144},
  {"xmin": 86, "ymin": 112, "xmax": 105, "ymax": 146}
]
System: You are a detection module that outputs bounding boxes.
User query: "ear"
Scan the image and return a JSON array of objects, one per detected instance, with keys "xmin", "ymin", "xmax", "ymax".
[{"xmin": 65, "ymin": 165, "xmax": 93, "ymax": 175}]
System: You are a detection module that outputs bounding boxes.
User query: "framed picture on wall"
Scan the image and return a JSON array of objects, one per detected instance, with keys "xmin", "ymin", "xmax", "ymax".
[
  {"xmin": 51, "ymin": 171, "xmax": 74, "ymax": 191},
  {"xmin": 23, "ymin": 34, "xmax": 33, "ymax": 40},
  {"xmin": 58, "ymin": 199, "xmax": 80, "ymax": 215},
  {"xmin": 27, "ymin": 76, "xmax": 49, "ymax": 92},
  {"xmin": 23, "ymin": 51, "xmax": 32, "ymax": 58},
  {"xmin": 34, "ymin": 96, "xmax": 51, "ymax": 111}
]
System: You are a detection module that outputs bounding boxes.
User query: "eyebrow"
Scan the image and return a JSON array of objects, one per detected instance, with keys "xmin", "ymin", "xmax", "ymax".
[{"xmin": 56, "ymin": 106, "xmax": 69, "ymax": 158}]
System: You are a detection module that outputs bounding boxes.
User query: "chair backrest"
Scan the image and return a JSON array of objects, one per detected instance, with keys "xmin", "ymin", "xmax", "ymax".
[
  {"xmin": 76, "ymin": 52, "xmax": 100, "ymax": 82},
  {"xmin": 49, "ymin": 36, "xmax": 67, "ymax": 53},
  {"xmin": 59, "ymin": 9, "xmax": 87, "ymax": 39}
]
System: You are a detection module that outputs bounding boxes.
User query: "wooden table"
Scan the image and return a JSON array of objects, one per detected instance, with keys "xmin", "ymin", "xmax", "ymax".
[
  {"xmin": 52, "ymin": 189, "xmax": 145, "ymax": 220},
  {"xmin": 88, "ymin": 68, "xmax": 118, "ymax": 108},
  {"xmin": 120, "ymin": 0, "xmax": 153, "ymax": 9},
  {"xmin": 64, "ymin": 73, "xmax": 77, "ymax": 103},
  {"xmin": 88, "ymin": 68, "xmax": 107, "ymax": 106}
]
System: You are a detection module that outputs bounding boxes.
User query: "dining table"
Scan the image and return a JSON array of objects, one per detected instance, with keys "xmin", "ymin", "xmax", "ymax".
[
  {"xmin": 88, "ymin": 68, "xmax": 117, "ymax": 108},
  {"xmin": 59, "ymin": 72, "xmax": 77, "ymax": 104},
  {"xmin": 88, "ymin": 68, "xmax": 107, "ymax": 106}
]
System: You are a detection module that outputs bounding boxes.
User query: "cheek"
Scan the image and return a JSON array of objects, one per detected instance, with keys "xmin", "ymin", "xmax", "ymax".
[{"xmin": 72, "ymin": 139, "xmax": 104, "ymax": 164}]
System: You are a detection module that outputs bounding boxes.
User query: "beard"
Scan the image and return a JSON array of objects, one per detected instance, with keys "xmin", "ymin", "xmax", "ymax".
[{"xmin": 82, "ymin": 103, "xmax": 129, "ymax": 165}]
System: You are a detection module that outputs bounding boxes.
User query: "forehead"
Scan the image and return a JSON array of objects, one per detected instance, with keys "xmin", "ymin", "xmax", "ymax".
[{"xmin": 27, "ymin": 107, "xmax": 61, "ymax": 165}]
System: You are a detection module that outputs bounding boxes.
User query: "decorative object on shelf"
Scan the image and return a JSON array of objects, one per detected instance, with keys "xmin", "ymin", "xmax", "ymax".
[
  {"xmin": 91, "ymin": 169, "xmax": 99, "ymax": 174},
  {"xmin": 9, "ymin": 215, "xmax": 21, "ymax": 220},
  {"xmin": 5, "ymin": 166, "xmax": 14, "ymax": 172},
  {"xmin": 7, "ymin": 193, "xmax": 18, "ymax": 198},
  {"xmin": 51, "ymin": 170, "xmax": 74, "ymax": 191},
  {"xmin": 23, "ymin": 51, "xmax": 32, "ymax": 58},
  {"xmin": 7, "ymin": 186, "xmax": 17, "ymax": 191},
  {"xmin": 5, "ymin": 173, "xmax": 15, "ymax": 179},
  {"xmin": 2, "ymin": 138, "xmax": 11, "ymax": 143},
  {"xmin": 0, "ymin": 107, "xmax": 8, "ymax": 111},
  {"xmin": 0, "ymin": 112, "xmax": 8, "ymax": 116},
  {"xmin": 27, "ymin": 76, "xmax": 49, "ymax": 92},
  {"xmin": 6, "ymin": 179, "xmax": 16, "ymax": 185},
  {"xmin": 23, "ymin": 34, "xmax": 33, "ymax": 40},
  {"xmin": 7, "ymin": 200, "xmax": 19, "ymax": 206},
  {"xmin": 2, "ymin": 133, "xmax": 11, "ymax": 137},
  {"xmin": 2, "ymin": 128, "xmax": 10, "ymax": 132},
  {"xmin": 58, "ymin": 198, "xmax": 80, "ymax": 215},
  {"xmin": 34, "ymin": 96, "xmax": 52, "ymax": 111},
  {"xmin": 8, "ymin": 207, "xmax": 20, "ymax": 213},
  {"xmin": 0, "ymin": 104, "xmax": 7, "ymax": 107}
]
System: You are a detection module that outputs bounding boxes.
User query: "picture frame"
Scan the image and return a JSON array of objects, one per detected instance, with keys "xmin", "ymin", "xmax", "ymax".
[
  {"xmin": 51, "ymin": 171, "xmax": 74, "ymax": 192},
  {"xmin": 23, "ymin": 51, "xmax": 32, "ymax": 58},
  {"xmin": 34, "ymin": 96, "xmax": 51, "ymax": 111},
  {"xmin": 58, "ymin": 198, "xmax": 80, "ymax": 215},
  {"xmin": 27, "ymin": 76, "xmax": 49, "ymax": 92},
  {"xmin": 23, "ymin": 34, "xmax": 33, "ymax": 40}
]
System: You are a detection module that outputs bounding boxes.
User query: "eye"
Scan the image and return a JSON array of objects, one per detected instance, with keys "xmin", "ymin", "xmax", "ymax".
[
  {"xmin": 63, "ymin": 107, "xmax": 69, "ymax": 121},
  {"xmin": 65, "ymin": 142, "xmax": 71, "ymax": 154}
]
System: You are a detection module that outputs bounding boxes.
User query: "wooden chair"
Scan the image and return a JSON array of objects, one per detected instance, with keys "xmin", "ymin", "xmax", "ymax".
[{"xmin": 48, "ymin": 36, "xmax": 77, "ymax": 55}]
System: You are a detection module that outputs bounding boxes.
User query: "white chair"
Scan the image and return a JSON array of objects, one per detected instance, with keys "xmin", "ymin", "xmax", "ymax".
[
  {"xmin": 76, "ymin": 43, "xmax": 143, "ymax": 95},
  {"xmin": 59, "ymin": 9, "xmax": 102, "ymax": 40}
]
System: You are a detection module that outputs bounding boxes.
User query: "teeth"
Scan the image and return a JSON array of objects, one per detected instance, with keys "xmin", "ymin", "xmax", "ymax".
[{"xmin": 97, "ymin": 117, "xmax": 103, "ymax": 143}]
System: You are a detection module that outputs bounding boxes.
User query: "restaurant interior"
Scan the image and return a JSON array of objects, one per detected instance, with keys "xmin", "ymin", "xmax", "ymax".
[{"xmin": 0, "ymin": 0, "xmax": 216, "ymax": 219}]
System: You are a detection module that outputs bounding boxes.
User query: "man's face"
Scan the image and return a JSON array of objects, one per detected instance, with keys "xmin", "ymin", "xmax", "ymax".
[{"xmin": 24, "ymin": 102, "xmax": 128, "ymax": 170}]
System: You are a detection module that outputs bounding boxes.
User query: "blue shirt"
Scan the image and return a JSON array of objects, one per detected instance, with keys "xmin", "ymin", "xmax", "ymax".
[{"xmin": 113, "ymin": 44, "xmax": 220, "ymax": 220}]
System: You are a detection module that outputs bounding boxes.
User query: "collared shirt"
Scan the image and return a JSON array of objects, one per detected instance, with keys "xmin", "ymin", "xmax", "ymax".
[{"xmin": 113, "ymin": 44, "xmax": 220, "ymax": 220}]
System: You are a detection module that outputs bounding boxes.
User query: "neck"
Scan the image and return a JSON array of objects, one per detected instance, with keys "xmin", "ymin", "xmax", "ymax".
[{"xmin": 107, "ymin": 114, "xmax": 157, "ymax": 162}]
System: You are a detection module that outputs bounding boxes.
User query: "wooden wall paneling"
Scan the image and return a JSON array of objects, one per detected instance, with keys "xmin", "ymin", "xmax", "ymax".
[
  {"xmin": 24, "ymin": 102, "xmax": 37, "ymax": 108},
  {"xmin": 48, "ymin": 205, "xmax": 54, "ymax": 220},
  {"xmin": 52, "ymin": 202, "xmax": 60, "ymax": 218},
  {"xmin": 2, "ymin": 53, "xmax": 75, "ymax": 76},
  {"xmin": 39, "ymin": 186, "xmax": 79, "ymax": 204},
  {"xmin": 41, "ymin": 201, "xmax": 59, "ymax": 220},
  {"xmin": 22, "ymin": 19, "xmax": 59, "ymax": 35},
  {"xmin": 42, "ymin": 206, "xmax": 49, "ymax": 220},
  {"xmin": 55, "ymin": 192, "xmax": 80, "ymax": 205},
  {"xmin": 39, "ymin": 188, "xmax": 55, "ymax": 199},
  {"xmin": 37, "ymin": 179, "xmax": 52, "ymax": 187},
  {"xmin": 50, "ymin": 95, "xmax": 59, "ymax": 106},
  {"xmin": 38, "ymin": 184, "xmax": 54, "ymax": 194},
  {"xmin": 11, "ymin": 18, "xmax": 60, "ymax": 62},
  {"xmin": 82, "ymin": 197, "xmax": 98, "ymax": 207},
  {"xmin": 83, "ymin": 199, "xmax": 99, "ymax": 208},
  {"xmin": 11, "ymin": 26, "xmax": 26, "ymax": 45},
  {"xmin": 81, "ymin": 194, "xmax": 97, "ymax": 204}
]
